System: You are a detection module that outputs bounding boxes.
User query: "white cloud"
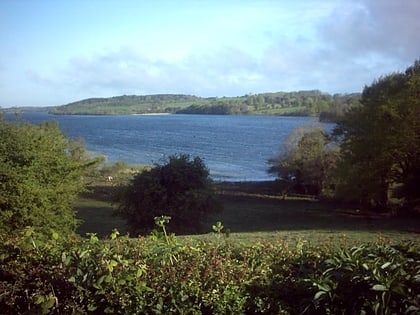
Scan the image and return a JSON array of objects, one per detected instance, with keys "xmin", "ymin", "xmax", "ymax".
[
  {"xmin": 319, "ymin": 0, "xmax": 420, "ymax": 65},
  {"xmin": 1, "ymin": 0, "xmax": 419, "ymax": 106}
]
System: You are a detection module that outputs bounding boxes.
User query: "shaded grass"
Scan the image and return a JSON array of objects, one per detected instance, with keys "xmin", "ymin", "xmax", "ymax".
[
  {"xmin": 211, "ymin": 195, "xmax": 420, "ymax": 233},
  {"xmin": 203, "ymin": 197, "xmax": 418, "ymax": 246},
  {"xmin": 75, "ymin": 197, "xmax": 128, "ymax": 237},
  {"xmin": 74, "ymin": 181, "xmax": 420, "ymax": 244}
]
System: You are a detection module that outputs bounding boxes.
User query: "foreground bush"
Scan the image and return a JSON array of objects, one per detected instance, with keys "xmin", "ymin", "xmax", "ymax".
[{"xmin": 0, "ymin": 225, "xmax": 418, "ymax": 314}]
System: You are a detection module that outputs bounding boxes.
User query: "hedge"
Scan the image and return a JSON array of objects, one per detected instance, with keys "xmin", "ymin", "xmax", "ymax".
[{"xmin": 1, "ymin": 225, "xmax": 418, "ymax": 314}]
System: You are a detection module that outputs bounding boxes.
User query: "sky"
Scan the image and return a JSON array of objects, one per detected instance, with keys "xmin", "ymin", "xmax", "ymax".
[{"xmin": 1, "ymin": 0, "xmax": 419, "ymax": 107}]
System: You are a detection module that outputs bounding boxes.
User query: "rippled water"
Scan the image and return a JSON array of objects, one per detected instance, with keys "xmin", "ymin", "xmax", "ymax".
[{"xmin": 10, "ymin": 112, "xmax": 331, "ymax": 181}]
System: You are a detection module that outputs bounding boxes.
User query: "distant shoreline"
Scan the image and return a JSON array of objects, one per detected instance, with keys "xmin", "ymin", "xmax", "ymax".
[{"xmin": 132, "ymin": 113, "xmax": 172, "ymax": 116}]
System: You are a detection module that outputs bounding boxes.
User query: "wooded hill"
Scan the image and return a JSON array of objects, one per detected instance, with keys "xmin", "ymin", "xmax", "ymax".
[{"xmin": 48, "ymin": 91, "xmax": 361, "ymax": 121}]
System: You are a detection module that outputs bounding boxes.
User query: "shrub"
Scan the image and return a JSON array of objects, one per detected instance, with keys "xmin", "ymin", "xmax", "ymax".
[
  {"xmin": 0, "ymin": 224, "xmax": 418, "ymax": 314},
  {"xmin": 309, "ymin": 242, "xmax": 420, "ymax": 314},
  {"xmin": 0, "ymin": 118, "xmax": 101, "ymax": 235},
  {"xmin": 115, "ymin": 154, "xmax": 220, "ymax": 235}
]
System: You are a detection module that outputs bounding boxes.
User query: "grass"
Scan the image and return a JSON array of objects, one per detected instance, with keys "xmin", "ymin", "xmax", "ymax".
[
  {"xmin": 75, "ymin": 197, "xmax": 128, "ymax": 237},
  {"xmin": 74, "ymin": 181, "xmax": 420, "ymax": 244}
]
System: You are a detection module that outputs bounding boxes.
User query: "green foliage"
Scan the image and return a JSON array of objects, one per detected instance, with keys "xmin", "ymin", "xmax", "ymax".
[
  {"xmin": 0, "ymin": 118, "xmax": 101, "ymax": 235},
  {"xmin": 49, "ymin": 94, "xmax": 200, "ymax": 115},
  {"xmin": 2, "ymin": 225, "xmax": 417, "ymax": 314},
  {"xmin": 310, "ymin": 242, "xmax": 420, "ymax": 314},
  {"xmin": 48, "ymin": 91, "xmax": 360, "ymax": 119},
  {"xmin": 335, "ymin": 60, "xmax": 420, "ymax": 211},
  {"xmin": 116, "ymin": 154, "xmax": 220, "ymax": 235},
  {"xmin": 176, "ymin": 102, "xmax": 250, "ymax": 115},
  {"xmin": 268, "ymin": 127, "xmax": 339, "ymax": 197}
]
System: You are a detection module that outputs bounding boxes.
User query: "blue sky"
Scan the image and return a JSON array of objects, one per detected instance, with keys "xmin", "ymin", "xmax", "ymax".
[{"xmin": 1, "ymin": 0, "xmax": 419, "ymax": 107}]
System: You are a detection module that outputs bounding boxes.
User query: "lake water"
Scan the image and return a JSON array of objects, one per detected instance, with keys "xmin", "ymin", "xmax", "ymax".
[{"xmin": 7, "ymin": 112, "xmax": 332, "ymax": 181}]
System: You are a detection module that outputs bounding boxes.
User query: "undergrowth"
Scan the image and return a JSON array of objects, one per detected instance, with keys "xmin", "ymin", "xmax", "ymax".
[{"xmin": 0, "ymin": 219, "xmax": 419, "ymax": 314}]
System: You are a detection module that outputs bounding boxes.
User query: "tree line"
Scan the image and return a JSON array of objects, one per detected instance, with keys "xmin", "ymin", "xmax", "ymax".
[{"xmin": 47, "ymin": 90, "xmax": 360, "ymax": 122}]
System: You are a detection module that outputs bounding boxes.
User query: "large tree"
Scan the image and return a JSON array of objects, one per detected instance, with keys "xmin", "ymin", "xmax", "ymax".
[
  {"xmin": 334, "ymin": 61, "xmax": 420, "ymax": 211},
  {"xmin": 0, "ymin": 118, "xmax": 100, "ymax": 234},
  {"xmin": 116, "ymin": 154, "xmax": 220, "ymax": 235}
]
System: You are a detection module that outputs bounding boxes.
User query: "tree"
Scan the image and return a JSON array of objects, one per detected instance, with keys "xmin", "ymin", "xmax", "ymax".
[
  {"xmin": 334, "ymin": 61, "xmax": 420, "ymax": 211},
  {"xmin": 115, "ymin": 154, "xmax": 220, "ymax": 235},
  {"xmin": 268, "ymin": 126, "xmax": 338, "ymax": 198},
  {"xmin": 0, "ymin": 118, "xmax": 101, "ymax": 235}
]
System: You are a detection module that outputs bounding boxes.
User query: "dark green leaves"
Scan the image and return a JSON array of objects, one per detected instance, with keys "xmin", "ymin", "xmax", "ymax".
[
  {"xmin": 115, "ymin": 153, "xmax": 220, "ymax": 235},
  {"xmin": 334, "ymin": 60, "xmax": 420, "ymax": 211}
]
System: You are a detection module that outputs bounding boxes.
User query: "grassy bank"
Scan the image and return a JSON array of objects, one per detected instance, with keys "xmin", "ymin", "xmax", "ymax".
[{"xmin": 75, "ymin": 181, "xmax": 420, "ymax": 244}]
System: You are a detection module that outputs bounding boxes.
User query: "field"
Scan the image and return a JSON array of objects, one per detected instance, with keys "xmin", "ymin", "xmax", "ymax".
[{"xmin": 75, "ymin": 180, "xmax": 420, "ymax": 245}]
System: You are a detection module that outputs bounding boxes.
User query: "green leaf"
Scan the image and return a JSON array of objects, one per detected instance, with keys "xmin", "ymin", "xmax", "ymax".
[
  {"xmin": 51, "ymin": 230, "xmax": 59, "ymax": 240},
  {"xmin": 107, "ymin": 259, "xmax": 118, "ymax": 272},
  {"xmin": 317, "ymin": 283, "xmax": 331, "ymax": 292},
  {"xmin": 35, "ymin": 295, "xmax": 45, "ymax": 304},
  {"xmin": 25, "ymin": 227, "xmax": 35, "ymax": 237},
  {"xmin": 314, "ymin": 291, "xmax": 327, "ymax": 300},
  {"xmin": 79, "ymin": 250, "xmax": 89, "ymax": 258},
  {"xmin": 372, "ymin": 284, "xmax": 387, "ymax": 291},
  {"xmin": 110, "ymin": 229, "xmax": 120, "ymax": 240},
  {"xmin": 96, "ymin": 275, "xmax": 106, "ymax": 287},
  {"xmin": 380, "ymin": 262, "xmax": 392, "ymax": 269},
  {"xmin": 87, "ymin": 303, "xmax": 97, "ymax": 311},
  {"xmin": 104, "ymin": 275, "xmax": 112, "ymax": 283},
  {"xmin": 42, "ymin": 297, "xmax": 56, "ymax": 312},
  {"xmin": 374, "ymin": 302, "xmax": 381, "ymax": 314}
]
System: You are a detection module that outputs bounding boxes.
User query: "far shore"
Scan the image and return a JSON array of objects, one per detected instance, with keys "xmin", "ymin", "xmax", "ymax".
[{"xmin": 132, "ymin": 112, "xmax": 172, "ymax": 116}]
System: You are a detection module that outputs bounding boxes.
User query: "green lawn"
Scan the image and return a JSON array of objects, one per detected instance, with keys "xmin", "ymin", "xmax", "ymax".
[{"xmin": 75, "ymin": 182, "xmax": 420, "ymax": 244}]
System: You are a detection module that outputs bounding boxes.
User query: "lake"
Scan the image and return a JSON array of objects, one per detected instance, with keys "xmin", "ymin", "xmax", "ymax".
[{"xmin": 7, "ymin": 112, "xmax": 332, "ymax": 181}]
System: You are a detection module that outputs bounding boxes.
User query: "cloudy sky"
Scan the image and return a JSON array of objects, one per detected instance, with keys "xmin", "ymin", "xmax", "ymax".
[{"xmin": 0, "ymin": 0, "xmax": 419, "ymax": 107}]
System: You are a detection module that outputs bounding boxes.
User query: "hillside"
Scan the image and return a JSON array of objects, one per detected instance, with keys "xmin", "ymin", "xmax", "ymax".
[
  {"xmin": 48, "ymin": 94, "xmax": 201, "ymax": 115},
  {"xmin": 1, "ymin": 106, "xmax": 56, "ymax": 113},
  {"xmin": 49, "ymin": 91, "xmax": 361, "ymax": 121}
]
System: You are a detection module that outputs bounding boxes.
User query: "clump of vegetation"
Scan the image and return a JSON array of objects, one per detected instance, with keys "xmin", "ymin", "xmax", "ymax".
[
  {"xmin": 334, "ymin": 60, "xmax": 420, "ymax": 213},
  {"xmin": 115, "ymin": 154, "xmax": 220, "ymax": 235},
  {"xmin": 269, "ymin": 60, "xmax": 420, "ymax": 215},
  {"xmin": 268, "ymin": 126, "xmax": 339, "ymax": 199},
  {"xmin": 310, "ymin": 242, "xmax": 420, "ymax": 314},
  {"xmin": 0, "ymin": 117, "xmax": 101, "ymax": 235},
  {"xmin": 1, "ymin": 221, "xmax": 418, "ymax": 314}
]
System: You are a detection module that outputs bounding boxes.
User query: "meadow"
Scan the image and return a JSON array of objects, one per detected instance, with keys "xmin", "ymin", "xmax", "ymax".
[{"xmin": 75, "ymin": 179, "xmax": 420, "ymax": 245}]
